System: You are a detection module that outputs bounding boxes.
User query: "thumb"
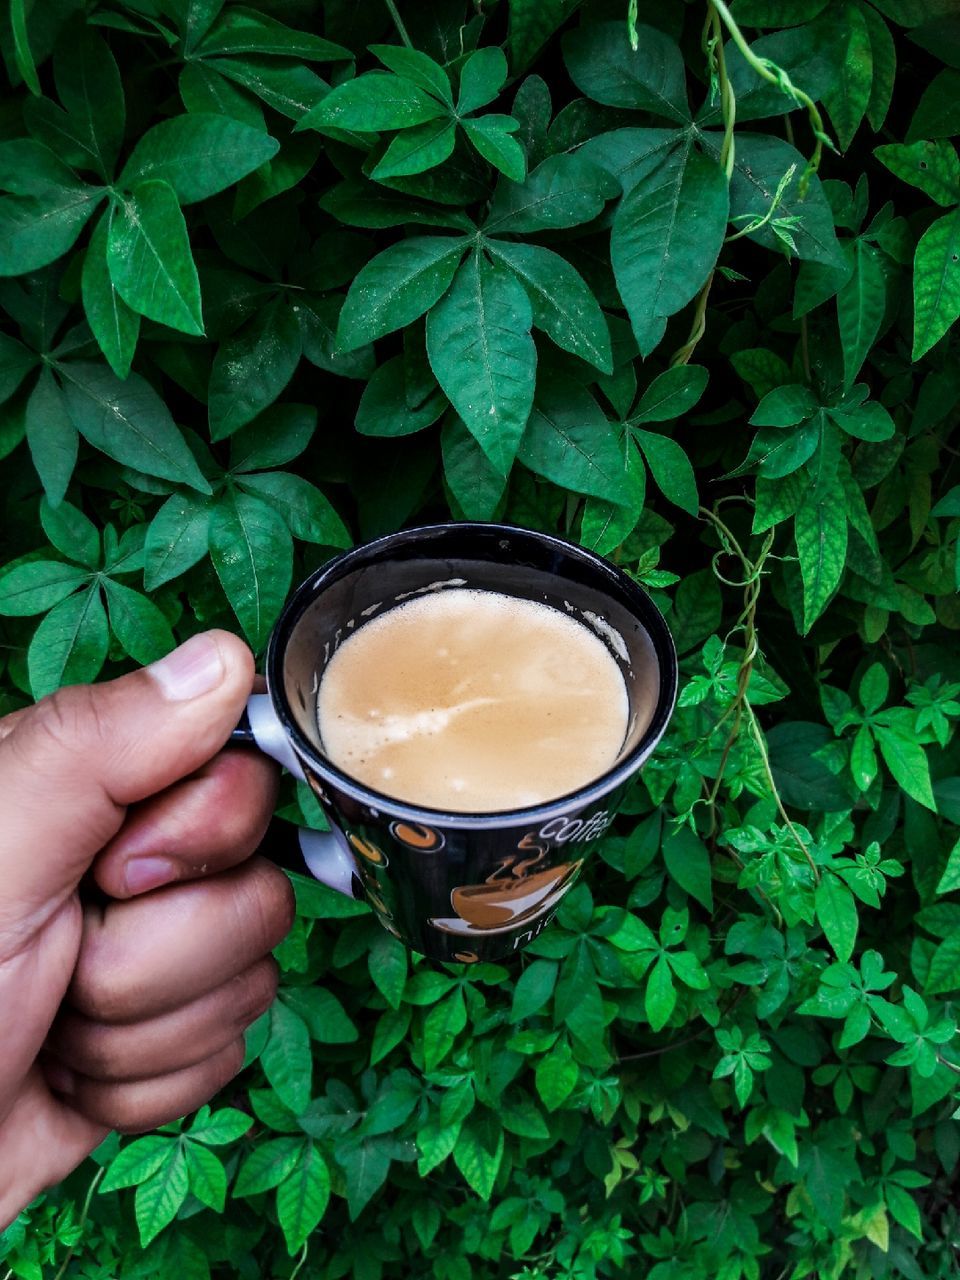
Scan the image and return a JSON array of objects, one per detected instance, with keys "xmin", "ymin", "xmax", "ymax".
[{"xmin": 0, "ymin": 630, "xmax": 256, "ymax": 925}]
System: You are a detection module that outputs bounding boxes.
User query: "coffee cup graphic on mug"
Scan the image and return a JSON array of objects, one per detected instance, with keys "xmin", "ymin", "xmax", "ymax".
[{"xmin": 236, "ymin": 522, "xmax": 678, "ymax": 963}]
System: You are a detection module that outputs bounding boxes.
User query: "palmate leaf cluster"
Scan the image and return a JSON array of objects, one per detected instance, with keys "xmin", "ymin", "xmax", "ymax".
[{"xmin": 1, "ymin": 0, "xmax": 960, "ymax": 1276}]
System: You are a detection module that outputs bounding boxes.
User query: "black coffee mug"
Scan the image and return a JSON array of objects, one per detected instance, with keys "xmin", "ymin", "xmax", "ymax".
[{"xmin": 235, "ymin": 522, "xmax": 678, "ymax": 963}]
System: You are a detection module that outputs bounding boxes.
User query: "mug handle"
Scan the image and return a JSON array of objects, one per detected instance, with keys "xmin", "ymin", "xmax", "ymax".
[{"xmin": 231, "ymin": 694, "xmax": 360, "ymax": 902}]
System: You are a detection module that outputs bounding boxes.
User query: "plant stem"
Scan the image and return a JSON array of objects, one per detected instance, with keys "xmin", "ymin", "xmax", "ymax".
[
  {"xmin": 697, "ymin": 504, "xmax": 819, "ymax": 881},
  {"xmin": 52, "ymin": 1169, "xmax": 104, "ymax": 1280},
  {"xmin": 289, "ymin": 1243, "xmax": 310, "ymax": 1280},
  {"xmin": 707, "ymin": 2, "xmax": 735, "ymax": 179},
  {"xmin": 710, "ymin": 0, "xmax": 833, "ymax": 195},
  {"xmin": 383, "ymin": 0, "xmax": 413, "ymax": 48},
  {"xmin": 670, "ymin": 271, "xmax": 714, "ymax": 366},
  {"xmin": 627, "ymin": 0, "xmax": 639, "ymax": 50}
]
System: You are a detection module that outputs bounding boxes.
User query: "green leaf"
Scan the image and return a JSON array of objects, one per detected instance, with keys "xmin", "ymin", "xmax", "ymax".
[
  {"xmin": 208, "ymin": 488, "xmax": 292, "ymax": 649},
  {"xmin": 837, "ymin": 241, "xmax": 885, "ymax": 388},
  {"xmin": 134, "ymin": 1148, "xmax": 189, "ymax": 1246},
  {"xmin": 277, "ymin": 1144, "xmax": 330, "ymax": 1254},
  {"xmin": 179, "ymin": 61, "xmax": 268, "ymax": 129},
  {"xmin": 10, "ymin": 0, "xmax": 40, "ymax": 95},
  {"xmin": 357, "ymin": 357, "xmax": 446, "ymax": 438},
  {"xmin": 861, "ymin": 2, "xmax": 896, "ymax": 131},
  {"xmin": 0, "ymin": 561, "xmax": 88, "ymax": 617},
  {"xmin": 912, "ymin": 207, "xmax": 960, "ymax": 360},
  {"xmin": 535, "ymin": 1040, "xmax": 578, "ymax": 1110},
  {"xmin": 427, "ymin": 252, "xmax": 535, "ymax": 475},
  {"xmin": 610, "ymin": 142, "xmax": 729, "ymax": 355},
  {"xmin": 238, "ymin": 471, "xmax": 350, "ymax": 547},
  {"xmin": 518, "ymin": 378, "xmax": 629, "ymax": 503},
  {"xmin": 58, "ymin": 361, "xmax": 211, "ymax": 492},
  {"xmin": 337, "ymin": 236, "xmax": 467, "ymax": 350},
  {"xmin": 280, "ymin": 987, "xmax": 358, "ymax": 1044},
  {"xmin": 645, "ymin": 954, "xmax": 677, "ymax": 1032},
  {"xmin": 102, "ymin": 578, "xmax": 174, "ymax": 664},
  {"xmin": 196, "ymin": 9, "xmax": 350, "ymax": 61},
  {"xmin": 336, "ymin": 1137, "xmax": 396, "ymax": 1221},
  {"xmin": 828, "ymin": 398, "xmax": 895, "ymax": 441},
  {"xmin": 484, "ymin": 153, "xmax": 618, "ymax": 234},
  {"xmin": 441, "ymin": 416, "xmax": 508, "ymax": 520},
  {"xmin": 28, "ymin": 585, "xmax": 109, "ymax": 698},
  {"xmin": 212, "ymin": 58, "xmax": 330, "ymax": 122},
  {"xmin": 795, "ymin": 472, "xmax": 848, "ymax": 632},
  {"xmin": 100, "ymin": 1136, "xmax": 174, "ymax": 1192},
  {"xmin": 120, "ymin": 114, "xmax": 279, "ymax": 204},
  {"xmin": 234, "ymin": 1136, "xmax": 303, "ymax": 1196},
  {"xmin": 463, "ymin": 117, "xmax": 527, "ymax": 183},
  {"xmin": 107, "ymin": 180, "xmax": 204, "ymax": 336},
  {"xmin": 298, "ymin": 73, "xmax": 447, "ymax": 133},
  {"xmin": 0, "ymin": 331, "xmax": 36, "ymax": 405},
  {"xmin": 184, "ymin": 1142, "xmax": 226, "ymax": 1213},
  {"xmin": 848, "ymin": 724, "xmax": 876, "ymax": 791},
  {"xmin": 453, "ymin": 1114, "xmax": 504, "ymax": 1201},
  {"xmin": 750, "ymin": 384, "xmax": 819, "ymax": 428},
  {"xmin": 874, "ymin": 139, "xmax": 960, "ymax": 207},
  {"xmin": 370, "ymin": 45, "xmax": 453, "ymax": 106},
  {"xmin": 661, "ymin": 826, "xmax": 713, "ymax": 911},
  {"xmin": 823, "ymin": 3, "xmax": 873, "ymax": 151},
  {"xmin": 260, "ymin": 1000, "xmax": 312, "ymax": 1115},
  {"xmin": 371, "ymin": 118, "xmax": 457, "ymax": 180},
  {"xmin": 25, "ymin": 366, "xmax": 78, "ymax": 508},
  {"xmin": 511, "ymin": 958, "xmax": 558, "ymax": 1022},
  {"xmin": 186, "ymin": 1106, "xmax": 252, "ymax": 1145},
  {"xmin": 633, "ymin": 430, "xmax": 698, "ymax": 516},
  {"xmin": 368, "ymin": 931, "xmax": 408, "ymax": 1010},
  {"xmin": 457, "ymin": 47, "xmax": 508, "ymax": 114},
  {"xmin": 563, "ymin": 21, "xmax": 690, "ymax": 121},
  {"xmin": 423, "ymin": 988, "xmax": 467, "ymax": 1072},
  {"xmin": 40, "ymin": 496, "xmax": 99, "ymax": 567},
  {"xmin": 229, "ymin": 403, "xmax": 316, "ymax": 472},
  {"xmin": 908, "ymin": 67, "xmax": 960, "ymax": 143},
  {"xmin": 82, "ymin": 213, "xmax": 140, "ymax": 379},
  {"xmin": 859, "ymin": 662, "xmax": 889, "ymax": 714},
  {"xmin": 815, "ymin": 874, "xmax": 858, "ymax": 962},
  {"xmin": 885, "ymin": 1183, "xmax": 923, "ymax": 1240},
  {"xmin": 936, "ymin": 837, "xmax": 960, "ymax": 895},
  {"xmin": 144, "ymin": 492, "xmax": 213, "ymax": 590},
  {"xmin": 208, "ymin": 298, "xmax": 302, "ymax": 440},
  {"xmin": 508, "ymin": 0, "xmax": 572, "ymax": 72},
  {"xmin": 48, "ymin": 24, "xmax": 126, "ymax": 178},
  {"xmin": 487, "ymin": 240, "xmax": 611, "ymax": 372},
  {"xmin": 874, "ymin": 725, "xmax": 936, "ymax": 810},
  {"xmin": 0, "ymin": 171, "xmax": 103, "ymax": 277},
  {"xmin": 925, "ymin": 932, "xmax": 960, "ymax": 995},
  {"xmin": 632, "ymin": 365, "xmax": 708, "ymax": 423}
]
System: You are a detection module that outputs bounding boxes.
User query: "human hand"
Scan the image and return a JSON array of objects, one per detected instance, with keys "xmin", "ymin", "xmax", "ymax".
[{"xmin": 0, "ymin": 631, "xmax": 293, "ymax": 1226}]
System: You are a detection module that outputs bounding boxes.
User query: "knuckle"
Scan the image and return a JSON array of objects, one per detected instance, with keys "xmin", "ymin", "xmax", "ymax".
[
  {"xmin": 29, "ymin": 686, "xmax": 107, "ymax": 761},
  {"xmin": 69, "ymin": 960, "xmax": 138, "ymax": 1025}
]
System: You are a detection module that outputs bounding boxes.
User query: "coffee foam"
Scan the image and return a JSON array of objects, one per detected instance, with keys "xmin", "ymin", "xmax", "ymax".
[{"xmin": 316, "ymin": 588, "xmax": 630, "ymax": 813}]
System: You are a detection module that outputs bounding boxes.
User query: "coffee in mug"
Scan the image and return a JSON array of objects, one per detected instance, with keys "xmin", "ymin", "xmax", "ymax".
[{"xmin": 316, "ymin": 588, "xmax": 638, "ymax": 812}]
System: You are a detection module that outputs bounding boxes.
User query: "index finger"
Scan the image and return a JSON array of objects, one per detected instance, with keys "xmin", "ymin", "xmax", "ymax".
[{"xmin": 92, "ymin": 749, "xmax": 279, "ymax": 899}]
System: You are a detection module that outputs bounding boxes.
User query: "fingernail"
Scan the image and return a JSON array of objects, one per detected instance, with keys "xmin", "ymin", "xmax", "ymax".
[
  {"xmin": 44, "ymin": 1061, "xmax": 76, "ymax": 1097},
  {"xmin": 125, "ymin": 856, "xmax": 177, "ymax": 896},
  {"xmin": 148, "ymin": 633, "xmax": 225, "ymax": 702}
]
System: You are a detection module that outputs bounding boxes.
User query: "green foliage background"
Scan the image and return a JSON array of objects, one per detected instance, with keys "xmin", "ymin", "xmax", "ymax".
[{"xmin": 1, "ymin": 0, "xmax": 960, "ymax": 1275}]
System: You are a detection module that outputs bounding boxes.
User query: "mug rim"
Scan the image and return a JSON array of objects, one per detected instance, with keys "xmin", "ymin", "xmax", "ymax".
[{"xmin": 265, "ymin": 521, "xmax": 678, "ymax": 830}]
